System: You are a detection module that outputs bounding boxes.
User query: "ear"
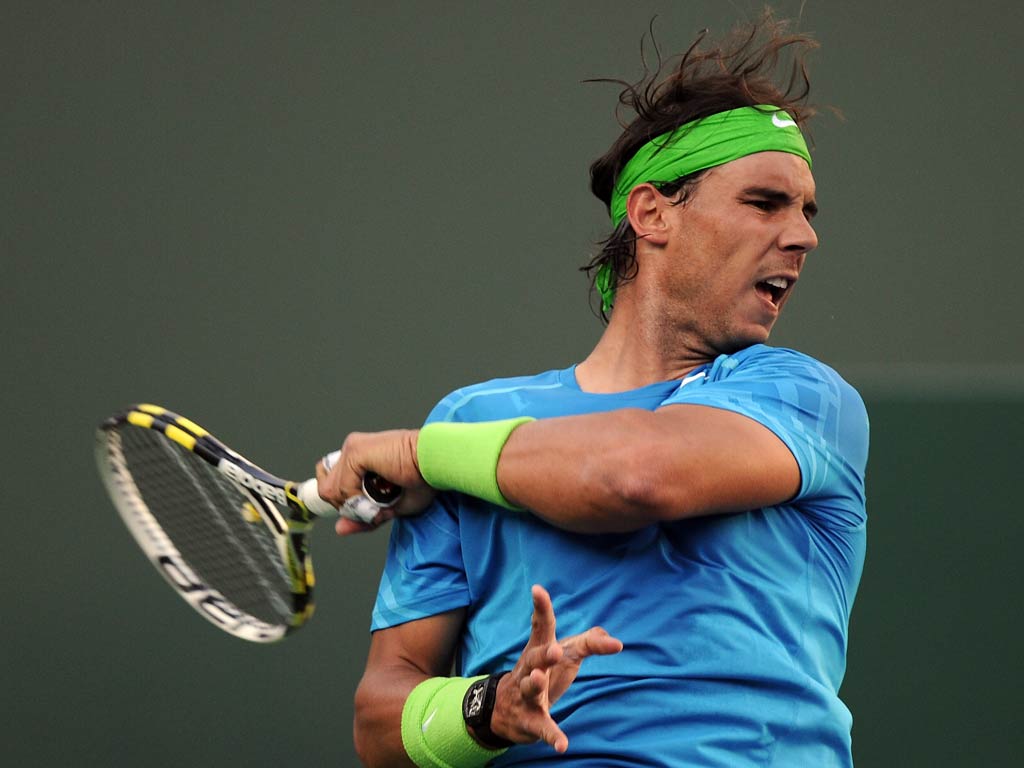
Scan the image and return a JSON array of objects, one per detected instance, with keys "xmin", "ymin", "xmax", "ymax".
[{"xmin": 626, "ymin": 183, "xmax": 669, "ymax": 245}]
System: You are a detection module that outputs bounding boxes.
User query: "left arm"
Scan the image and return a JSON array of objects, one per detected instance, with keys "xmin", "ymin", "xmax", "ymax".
[
  {"xmin": 317, "ymin": 405, "xmax": 798, "ymax": 535},
  {"xmin": 496, "ymin": 404, "xmax": 799, "ymax": 533}
]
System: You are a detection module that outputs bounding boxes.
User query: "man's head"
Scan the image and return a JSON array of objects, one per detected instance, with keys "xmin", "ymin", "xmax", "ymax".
[
  {"xmin": 625, "ymin": 149, "xmax": 817, "ymax": 355},
  {"xmin": 584, "ymin": 11, "xmax": 821, "ymax": 330}
]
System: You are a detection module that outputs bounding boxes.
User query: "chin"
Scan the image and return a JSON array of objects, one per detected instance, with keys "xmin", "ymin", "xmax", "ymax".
[{"xmin": 721, "ymin": 327, "xmax": 772, "ymax": 353}]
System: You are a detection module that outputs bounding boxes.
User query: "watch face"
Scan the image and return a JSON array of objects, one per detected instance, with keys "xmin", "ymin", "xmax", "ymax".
[
  {"xmin": 464, "ymin": 679, "xmax": 487, "ymax": 721},
  {"xmin": 461, "ymin": 675, "xmax": 514, "ymax": 750}
]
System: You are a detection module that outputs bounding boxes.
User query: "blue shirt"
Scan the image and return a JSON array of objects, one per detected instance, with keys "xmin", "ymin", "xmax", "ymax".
[{"xmin": 372, "ymin": 344, "xmax": 869, "ymax": 767}]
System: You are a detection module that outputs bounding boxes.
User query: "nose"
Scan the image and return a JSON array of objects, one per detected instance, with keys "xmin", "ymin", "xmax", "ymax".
[{"xmin": 779, "ymin": 210, "xmax": 818, "ymax": 254}]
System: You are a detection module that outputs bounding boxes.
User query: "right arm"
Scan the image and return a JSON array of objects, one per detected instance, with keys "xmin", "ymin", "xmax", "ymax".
[
  {"xmin": 354, "ymin": 586, "xmax": 623, "ymax": 767},
  {"xmin": 354, "ymin": 608, "xmax": 466, "ymax": 767}
]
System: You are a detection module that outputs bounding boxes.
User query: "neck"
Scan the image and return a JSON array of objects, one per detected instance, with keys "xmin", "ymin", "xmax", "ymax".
[{"xmin": 575, "ymin": 290, "xmax": 714, "ymax": 394}]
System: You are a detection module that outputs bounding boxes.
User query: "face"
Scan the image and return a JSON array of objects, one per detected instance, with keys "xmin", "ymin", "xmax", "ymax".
[{"xmin": 648, "ymin": 151, "xmax": 818, "ymax": 355}]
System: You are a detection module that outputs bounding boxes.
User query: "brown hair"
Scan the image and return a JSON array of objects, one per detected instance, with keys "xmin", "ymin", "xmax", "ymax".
[{"xmin": 582, "ymin": 10, "xmax": 821, "ymax": 320}]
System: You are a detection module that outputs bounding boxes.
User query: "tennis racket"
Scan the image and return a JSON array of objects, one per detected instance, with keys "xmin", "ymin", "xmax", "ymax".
[{"xmin": 95, "ymin": 404, "xmax": 401, "ymax": 642}]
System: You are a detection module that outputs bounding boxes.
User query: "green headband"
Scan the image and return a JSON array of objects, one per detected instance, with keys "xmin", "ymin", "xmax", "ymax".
[
  {"xmin": 596, "ymin": 105, "xmax": 811, "ymax": 312},
  {"xmin": 609, "ymin": 105, "xmax": 811, "ymax": 226}
]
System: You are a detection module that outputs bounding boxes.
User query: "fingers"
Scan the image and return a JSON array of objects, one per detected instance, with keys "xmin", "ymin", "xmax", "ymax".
[
  {"xmin": 541, "ymin": 720, "xmax": 569, "ymax": 754},
  {"xmin": 529, "ymin": 584, "xmax": 623, "ymax": 660},
  {"xmin": 529, "ymin": 584, "xmax": 557, "ymax": 646},
  {"xmin": 315, "ymin": 429, "xmax": 436, "ymax": 534},
  {"xmin": 491, "ymin": 585, "xmax": 623, "ymax": 755},
  {"xmin": 334, "ymin": 517, "xmax": 377, "ymax": 536},
  {"xmin": 316, "ymin": 438, "xmax": 364, "ymax": 507},
  {"xmin": 491, "ymin": 669, "xmax": 568, "ymax": 753},
  {"xmin": 518, "ymin": 660, "xmax": 559, "ymax": 700},
  {"xmin": 561, "ymin": 626, "xmax": 624, "ymax": 661},
  {"xmin": 521, "ymin": 584, "xmax": 562, "ymax": 680},
  {"xmin": 552, "ymin": 733, "xmax": 569, "ymax": 754},
  {"xmin": 519, "ymin": 640, "xmax": 562, "ymax": 683}
]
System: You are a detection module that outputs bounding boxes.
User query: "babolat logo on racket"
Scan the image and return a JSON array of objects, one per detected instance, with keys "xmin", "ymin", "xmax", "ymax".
[
  {"xmin": 218, "ymin": 460, "xmax": 288, "ymax": 505},
  {"xmin": 157, "ymin": 554, "xmax": 284, "ymax": 641}
]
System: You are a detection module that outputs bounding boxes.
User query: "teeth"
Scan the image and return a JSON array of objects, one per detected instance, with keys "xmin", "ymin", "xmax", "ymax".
[{"xmin": 765, "ymin": 277, "xmax": 789, "ymax": 290}]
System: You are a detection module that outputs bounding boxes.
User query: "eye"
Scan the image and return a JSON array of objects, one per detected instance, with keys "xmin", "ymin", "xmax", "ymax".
[{"xmin": 745, "ymin": 199, "xmax": 776, "ymax": 212}]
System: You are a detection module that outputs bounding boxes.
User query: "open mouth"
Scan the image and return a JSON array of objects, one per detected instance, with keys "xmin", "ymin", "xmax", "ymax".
[{"xmin": 755, "ymin": 277, "xmax": 790, "ymax": 306}]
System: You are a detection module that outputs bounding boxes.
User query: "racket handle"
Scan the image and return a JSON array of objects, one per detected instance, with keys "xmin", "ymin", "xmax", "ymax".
[
  {"xmin": 320, "ymin": 451, "xmax": 404, "ymax": 506},
  {"xmin": 296, "ymin": 479, "xmax": 338, "ymax": 517},
  {"xmin": 296, "ymin": 453, "xmax": 404, "ymax": 522},
  {"xmin": 362, "ymin": 472, "xmax": 403, "ymax": 506}
]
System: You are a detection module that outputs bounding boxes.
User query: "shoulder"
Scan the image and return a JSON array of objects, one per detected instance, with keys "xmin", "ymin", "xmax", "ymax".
[
  {"xmin": 683, "ymin": 345, "xmax": 869, "ymax": 479},
  {"xmin": 716, "ymin": 344, "xmax": 847, "ymax": 380},
  {"xmin": 425, "ymin": 367, "xmax": 566, "ymax": 424},
  {"xmin": 711, "ymin": 345, "xmax": 866, "ymax": 411}
]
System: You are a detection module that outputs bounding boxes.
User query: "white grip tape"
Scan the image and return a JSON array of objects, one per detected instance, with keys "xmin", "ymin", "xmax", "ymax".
[
  {"xmin": 340, "ymin": 496, "xmax": 384, "ymax": 524},
  {"xmin": 322, "ymin": 450, "xmax": 341, "ymax": 473},
  {"xmin": 296, "ymin": 478, "xmax": 337, "ymax": 517},
  {"xmin": 297, "ymin": 478, "xmax": 382, "ymax": 524}
]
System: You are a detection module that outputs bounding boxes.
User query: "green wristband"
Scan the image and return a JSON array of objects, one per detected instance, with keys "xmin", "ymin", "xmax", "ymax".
[
  {"xmin": 417, "ymin": 417, "xmax": 535, "ymax": 509},
  {"xmin": 401, "ymin": 676, "xmax": 508, "ymax": 768}
]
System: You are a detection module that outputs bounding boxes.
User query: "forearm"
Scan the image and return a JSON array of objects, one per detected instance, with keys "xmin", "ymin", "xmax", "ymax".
[
  {"xmin": 491, "ymin": 405, "xmax": 799, "ymax": 533},
  {"xmin": 495, "ymin": 409, "xmax": 682, "ymax": 533},
  {"xmin": 353, "ymin": 665, "xmax": 425, "ymax": 767},
  {"xmin": 355, "ymin": 611, "xmax": 466, "ymax": 767}
]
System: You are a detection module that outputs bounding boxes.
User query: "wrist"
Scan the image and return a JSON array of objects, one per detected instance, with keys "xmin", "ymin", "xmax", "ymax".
[
  {"xmin": 463, "ymin": 672, "xmax": 514, "ymax": 749},
  {"xmin": 401, "ymin": 675, "xmax": 510, "ymax": 768},
  {"xmin": 416, "ymin": 418, "xmax": 534, "ymax": 509}
]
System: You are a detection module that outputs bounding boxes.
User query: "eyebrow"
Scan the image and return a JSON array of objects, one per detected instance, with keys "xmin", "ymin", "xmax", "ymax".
[{"xmin": 741, "ymin": 186, "xmax": 819, "ymax": 218}]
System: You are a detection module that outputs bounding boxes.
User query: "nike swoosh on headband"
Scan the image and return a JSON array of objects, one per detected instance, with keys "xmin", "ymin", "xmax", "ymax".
[{"xmin": 772, "ymin": 113, "xmax": 797, "ymax": 128}]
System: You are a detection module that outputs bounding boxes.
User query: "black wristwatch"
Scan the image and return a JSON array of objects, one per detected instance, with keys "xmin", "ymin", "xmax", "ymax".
[{"xmin": 462, "ymin": 672, "xmax": 513, "ymax": 749}]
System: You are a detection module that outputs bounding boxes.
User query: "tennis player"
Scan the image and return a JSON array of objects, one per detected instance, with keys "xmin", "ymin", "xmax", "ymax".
[{"xmin": 319, "ymin": 14, "xmax": 869, "ymax": 767}]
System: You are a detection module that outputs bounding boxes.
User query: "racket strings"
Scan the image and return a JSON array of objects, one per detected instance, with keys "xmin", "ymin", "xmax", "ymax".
[{"xmin": 114, "ymin": 425, "xmax": 295, "ymax": 625}]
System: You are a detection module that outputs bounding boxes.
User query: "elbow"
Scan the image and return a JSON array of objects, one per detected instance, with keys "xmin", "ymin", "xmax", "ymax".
[
  {"xmin": 583, "ymin": 445, "xmax": 687, "ymax": 527},
  {"xmin": 607, "ymin": 465, "xmax": 675, "ymax": 523},
  {"xmin": 352, "ymin": 678, "xmax": 376, "ymax": 766}
]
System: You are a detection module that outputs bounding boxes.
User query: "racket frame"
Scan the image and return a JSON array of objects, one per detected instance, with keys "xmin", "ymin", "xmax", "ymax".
[{"xmin": 96, "ymin": 404, "xmax": 320, "ymax": 642}]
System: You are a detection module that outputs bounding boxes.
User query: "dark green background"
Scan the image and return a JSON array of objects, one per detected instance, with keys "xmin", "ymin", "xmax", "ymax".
[{"xmin": 4, "ymin": 2, "xmax": 1021, "ymax": 766}]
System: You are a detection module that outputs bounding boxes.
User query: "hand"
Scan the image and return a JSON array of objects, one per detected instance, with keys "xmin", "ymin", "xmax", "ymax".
[
  {"xmin": 315, "ymin": 429, "xmax": 436, "ymax": 536},
  {"xmin": 486, "ymin": 584, "xmax": 623, "ymax": 753}
]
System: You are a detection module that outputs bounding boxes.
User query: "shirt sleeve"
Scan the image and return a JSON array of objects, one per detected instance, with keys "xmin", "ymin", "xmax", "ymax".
[
  {"xmin": 662, "ymin": 347, "xmax": 869, "ymax": 530},
  {"xmin": 370, "ymin": 493, "xmax": 470, "ymax": 630},
  {"xmin": 370, "ymin": 395, "xmax": 472, "ymax": 631}
]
